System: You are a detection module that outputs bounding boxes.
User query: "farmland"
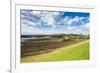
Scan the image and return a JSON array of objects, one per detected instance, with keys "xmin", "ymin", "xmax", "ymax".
[
  {"xmin": 21, "ymin": 34, "xmax": 89, "ymax": 63},
  {"xmin": 21, "ymin": 40, "xmax": 89, "ymax": 63}
]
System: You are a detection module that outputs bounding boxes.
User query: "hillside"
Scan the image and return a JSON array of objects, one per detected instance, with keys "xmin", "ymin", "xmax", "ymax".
[{"xmin": 21, "ymin": 40, "xmax": 89, "ymax": 63}]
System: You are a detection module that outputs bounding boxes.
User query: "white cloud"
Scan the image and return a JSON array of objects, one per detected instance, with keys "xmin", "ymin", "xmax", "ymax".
[
  {"xmin": 75, "ymin": 22, "xmax": 90, "ymax": 35},
  {"xmin": 38, "ymin": 11, "xmax": 61, "ymax": 27},
  {"xmin": 63, "ymin": 16, "xmax": 70, "ymax": 24},
  {"xmin": 21, "ymin": 23, "xmax": 44, "ymax": 35},
  {"xmin": 22, "ymin": 18, "xmax": 37, "ymax": 26},
  {"xmin": 32, "ymin": 11, "xmax": 60, "ymax": 26},
  {"xmin": 84, "ymin": 22, "xmax": 89, "ymax": 29},
  {"xmin": 80, "ymin": 17, "xmax": 84, "ymax": 21},
  {"xmin": 79, "ymin": 22, "xmax": 89, "ymax": 29},
  {"xmin": 66, "ymin": 16, "xmax": 89, "ymax": 26},
  {"xmin": 32, "ymin": 11, "xmax": 41, "ymax": 15},
  {"xmin": 41, "ymin": 14, "xmax": 55, "ymax": 26},
  {"xmin": 67, "ymin": 26, "xmax": 76, "ymax": 30},
  {"xmin": 21, "ymin": 10, "xmax": 90, "ymax": 35},
  {"xmin": 65, "ymin": 21, "xmax": 90, "ymax": 35},
  {"xmin": 67, "ymin": 16, "xmax": 81, "ymax": 25},
  {"xmin": 73, "ymin": 16, "xmax": 81, "ymax": 22}
]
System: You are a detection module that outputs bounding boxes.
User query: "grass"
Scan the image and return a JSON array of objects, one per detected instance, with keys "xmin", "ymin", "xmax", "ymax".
[{"xmin": 21, "ymin": 40, "xmax": 89, "ymax": 63}]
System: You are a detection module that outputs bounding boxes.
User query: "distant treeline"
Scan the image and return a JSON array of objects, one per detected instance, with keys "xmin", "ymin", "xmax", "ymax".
[
  {"xmin": 21, "ymin": 34, "xmax": 89, "ymax": 39},
  {"xmin": 21, "ymin": 35, "xmax": 47, "ymax": 38}
]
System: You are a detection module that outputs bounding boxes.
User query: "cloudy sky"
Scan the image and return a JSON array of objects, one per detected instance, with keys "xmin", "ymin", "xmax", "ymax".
[{"xmin": 20, "ymin": 9, "xmax": 90, "ymax": 35}]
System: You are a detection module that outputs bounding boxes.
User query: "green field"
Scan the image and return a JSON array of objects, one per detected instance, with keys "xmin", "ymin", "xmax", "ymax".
[{"xmin": 21, "ymin": 40, "xmax": 89, "ymax": 63}]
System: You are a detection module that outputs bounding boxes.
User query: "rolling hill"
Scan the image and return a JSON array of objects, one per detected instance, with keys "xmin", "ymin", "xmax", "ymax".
[{"xmin": 21, "ymin": 40, "xmax": 89, "ymax": 63}]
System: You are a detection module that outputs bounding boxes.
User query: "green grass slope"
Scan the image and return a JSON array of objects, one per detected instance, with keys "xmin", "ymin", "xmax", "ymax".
[{"xmin": 21, "ymin": 40, "xmax": 89, "ymax": 63}]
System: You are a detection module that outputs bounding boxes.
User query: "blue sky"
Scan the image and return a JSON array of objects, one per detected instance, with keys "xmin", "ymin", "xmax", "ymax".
[{"xmin": 21, "ymin": 9, "xmax": 90, "ymax": 35}]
